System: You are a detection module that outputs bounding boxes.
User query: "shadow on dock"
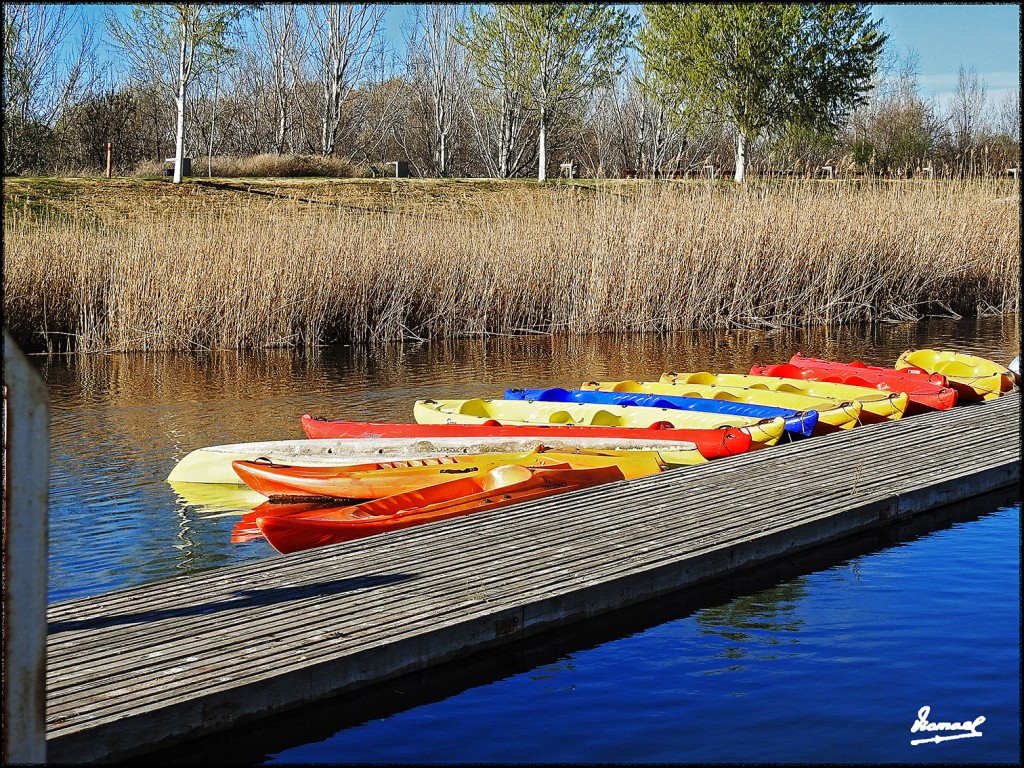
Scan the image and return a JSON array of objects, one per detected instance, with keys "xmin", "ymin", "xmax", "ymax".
[
  {"xmin": 139, "ymin": 485, "xmax": 1019, "ymax": 765},
  {"xmin": 49, "ymin": 573, "xmax": 416, "ymax": 634}
]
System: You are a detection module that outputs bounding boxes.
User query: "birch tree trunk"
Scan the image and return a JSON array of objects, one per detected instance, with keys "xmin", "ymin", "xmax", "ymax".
[
  {"xmin": 734, "ymin": 131, "xmax": 746, "ymax": 182},
  {"xmin": 498, "ymin": 100, "xmax": 510, "ymax": 178},
  {"xmin": 206, "ymin": 68, "xmax": 218, "ymax": 176},
  {"xmin": 173, "ymin": 30, "xmax": 188, "ymax": 183},
  {"xmin": 538, "ymin": 106, "xmax": 547, "ymax": 181}
]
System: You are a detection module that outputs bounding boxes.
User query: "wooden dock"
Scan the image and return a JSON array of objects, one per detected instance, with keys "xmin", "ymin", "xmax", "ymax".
[{"xmin": 46, "ymin": 395, "xmax": 1020, "ymax": 763}]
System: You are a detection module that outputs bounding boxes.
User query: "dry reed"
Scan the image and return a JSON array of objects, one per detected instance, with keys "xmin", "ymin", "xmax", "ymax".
[
  {"xmin": 131, "ymin": 153, "xmax": 365, "ymax": 178},
  {"xmin": 3, "ymin": 178, "xmax": 1019, "ymax": 352}
]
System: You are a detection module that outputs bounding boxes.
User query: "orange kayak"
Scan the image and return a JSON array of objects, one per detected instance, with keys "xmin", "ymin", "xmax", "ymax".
[
  {"xmin": 751, "ymin": 354, "xmax": 958, "ymax": 415},
  {"xmin": 232, "ymin": 447, "xmax": 666, "ymax": 501},
  {"xmin": 255, "ymin": 463, "xmax": 624, "ymax": 554}
]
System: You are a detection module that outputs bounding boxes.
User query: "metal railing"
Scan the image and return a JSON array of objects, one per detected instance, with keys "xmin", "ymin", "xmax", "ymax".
[{"xmin": 3, "ymin": 330, "xmax": 49, "ymax": 763}]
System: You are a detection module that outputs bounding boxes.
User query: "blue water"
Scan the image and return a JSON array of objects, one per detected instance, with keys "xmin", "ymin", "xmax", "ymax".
[
  {"xmin": 252, "ymin": 501, "xmax": 1019, "ymax": 765},
  {"xmin": 34, "ymin": 317, "xmax": 1020, "ymax": 764}
]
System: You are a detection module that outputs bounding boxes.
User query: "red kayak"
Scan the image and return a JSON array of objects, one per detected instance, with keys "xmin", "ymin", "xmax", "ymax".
[
  {"xmin": 255, "ymin": 463, "xmax": 625, "ymax": 554},
  {"xmin": 300, "ymin": 413, "xmax": 752, "ymax": 459},
  {"xmin": 749, "ymin": 353, "xmax": 958, "ymax": 415}
]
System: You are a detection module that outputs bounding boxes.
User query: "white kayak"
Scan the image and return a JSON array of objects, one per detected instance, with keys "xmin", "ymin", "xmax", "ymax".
[{"xmin": 167, "ymin": 436, "xmax": 704, "ymax": 485}]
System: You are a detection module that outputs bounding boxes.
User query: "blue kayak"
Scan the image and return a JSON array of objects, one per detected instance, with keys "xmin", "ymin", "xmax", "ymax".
[{"xmin": 504, "ymin": 387, "xmax": 818, "ymax": 439}]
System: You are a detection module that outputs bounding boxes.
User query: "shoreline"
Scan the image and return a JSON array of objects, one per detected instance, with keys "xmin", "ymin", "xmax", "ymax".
[{"xmin": 4, "ymin": 177, "xmax": 1020, "ymax": 353}]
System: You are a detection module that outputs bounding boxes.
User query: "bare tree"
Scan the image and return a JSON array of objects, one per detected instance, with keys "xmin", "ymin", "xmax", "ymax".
[
  {"xmin": 620, "ymin": 64, "xmax": 689, "ymax": 177},
  {"xmin": 947, "ymin": 65, "xmax": 988, "ymax": 176},
  {"xmin": 464, "ymin": 81, "xmax": 536, "ymax": 178},
  {"xmin": 3, "ymin": 3, "xmax": 98, "ymax": 173},
  {"xmin": 996, "ymin": 87, "xmax": 1020, "ymax": 143},
  {"xmin": 256, "ymin": 4, "xmax": 305, "ymax": 154},
  {"xmin": 845, "ymin": 47, "xmax": 944, "ymax": 177},
  {"xmin": 349, "ymin": 46, "xmax": 407, "ymax": 165},
  {"xmin": 406, "ymin": 4, "xmax": 468, "ymax": 176},
  {"xmin": 580, "ymin": 82, "xmax": 619, "ymax": 176},
  {"xmin": 304, "ymin": 3, "xmax": 385, "ymax": 157}
]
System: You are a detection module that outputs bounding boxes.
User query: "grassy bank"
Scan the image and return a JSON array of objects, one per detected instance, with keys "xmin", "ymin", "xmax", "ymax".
[{"xmin": 3, "ymin": 176, "xmax": 1019, "ymax": 352}]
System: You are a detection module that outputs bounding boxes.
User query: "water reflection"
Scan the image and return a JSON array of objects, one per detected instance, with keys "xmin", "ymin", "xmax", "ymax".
[
  {"xmin": 37, "ymin": 316, "xmax": 1020, "ymax": 602},
  {"xmin": 695, "ymin": 584, "xmax": 806, "ymax": 666},
  {"xmin": 169, "ymin": 481, "xmax": 265, "ymax": 513}
]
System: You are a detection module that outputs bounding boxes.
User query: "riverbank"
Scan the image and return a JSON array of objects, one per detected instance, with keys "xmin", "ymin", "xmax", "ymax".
[{"xmin": 3, "ymin": 177, "xmax": 1019, "ymax": 352}]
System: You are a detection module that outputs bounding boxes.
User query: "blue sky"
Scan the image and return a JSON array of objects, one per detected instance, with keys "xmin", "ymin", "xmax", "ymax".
[
  {"xmin": 871, "ymin": 3, "xmax": 1020, "ymax": 105},
  {"xmin": 79, "ymin": 3, "xmax": 1021, "ymax": 108}
]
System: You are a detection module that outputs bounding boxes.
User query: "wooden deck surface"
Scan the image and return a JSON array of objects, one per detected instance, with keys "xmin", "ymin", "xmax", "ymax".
[{"xmin": 45, "ymin": 394, "xmax": 1021, "ymax": 763}]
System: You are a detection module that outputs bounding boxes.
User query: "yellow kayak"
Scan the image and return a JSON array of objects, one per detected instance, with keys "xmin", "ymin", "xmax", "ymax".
[
  {"xmin": 895, "ymin": 349, "xmax": 1018, "ymax": 401},
  {"xmin": 658, "ymin": 372, "xmax": 909, "ymax": 423},
  {"xmin": 579, "ymin": 378, "xmax": 863, "ymax": 432},
  {"xmin": 413, "ymin": 398, "xmax": 789, "ymax": 447}
]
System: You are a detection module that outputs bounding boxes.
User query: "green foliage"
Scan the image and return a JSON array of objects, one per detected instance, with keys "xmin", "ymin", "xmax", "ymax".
[
  {"xmin": 461, "ymin": 3, "xmax": 634, "ymax": 178},
  {"xmin": 462, "ymin": 3, "xmax": 633, "ymax": 101},
  {"xmin": 107, "ymin": 4, "xmax": 248, "ymax": 91},
  {"xmin": 460, "ymin": 5, "xmax": 522, "ymax": 97},
  {"xmin": 510, "ymin": 4, "xmax": 634, "ymax": 107},
  {"xmin": 851, "ymin": 137, "xmax": 874, "ymax": 168},
  {"xmin": 638, "ymin": 3, "xmax": 886, "ymax": 165}
]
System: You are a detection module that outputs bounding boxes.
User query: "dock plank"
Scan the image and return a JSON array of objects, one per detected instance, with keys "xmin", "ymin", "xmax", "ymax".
[{"xmin": 46, "ymin": 395, "xmax": 1020, "ymax": 762}]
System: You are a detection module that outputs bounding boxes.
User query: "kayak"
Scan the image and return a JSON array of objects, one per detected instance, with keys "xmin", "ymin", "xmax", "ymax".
[
  {"xmin": 232, "ymin": 446, "xmax": 673, "ymax": 501},
  {"xmin": 894, "ymin": 349, "xmax": 1018, "ymax": 401},
  {"xmin": 412, "ymin": 398, "xmax": 789, "ymax": 446},
  {"xmin": 169, "ymin": 435, "xmax": 705, "ymax": 485},
  {"xmin": 255, "ymin": 463, "xmax": 625, "ymax": 554},
  {"xmin": 660, "ymin": 372, "xmax": 909, "ymax": 423},
  {"xmin": 750, "ymin": 353, "xmax": 959, "ymax": 415},
  {"xmin": 300, "ymin": 414, "xmax": 752, "ymax": 460},
  {"xmin": 579, "ymin": 379, "xmax": 862, "ymax": 434},
  {"xmin": 503, "ymin": 387, "xmax": 818, "ymax": 439}
]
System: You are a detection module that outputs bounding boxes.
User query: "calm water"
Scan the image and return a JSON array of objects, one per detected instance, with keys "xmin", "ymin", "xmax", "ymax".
[{"xmin": 35, "ymin": 317, "xmax": 1021, "ymax": 763}]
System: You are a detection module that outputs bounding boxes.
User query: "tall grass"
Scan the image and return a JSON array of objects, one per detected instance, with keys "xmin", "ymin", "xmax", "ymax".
[{"xmin": 3, "ymin": 179, "xmax": 1019, "ymax": 352}]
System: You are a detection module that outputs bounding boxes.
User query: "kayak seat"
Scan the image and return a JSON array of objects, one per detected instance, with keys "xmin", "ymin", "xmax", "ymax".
[
  {"xmin": 482, "ymin": 464, "xmax": 535, "ymax": 491},
  {"xmin": 588, "ymin": 409, "xmax": 622, "ymax": 427},
  {"xmin": 456, "ymin": 398, "xmax": 493, "ymax": 418}
]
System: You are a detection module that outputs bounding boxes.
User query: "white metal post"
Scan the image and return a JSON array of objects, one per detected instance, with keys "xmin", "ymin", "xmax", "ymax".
[{"xmin": 3, "ymin": 330, "xmax": 49, "ymax": 763}]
